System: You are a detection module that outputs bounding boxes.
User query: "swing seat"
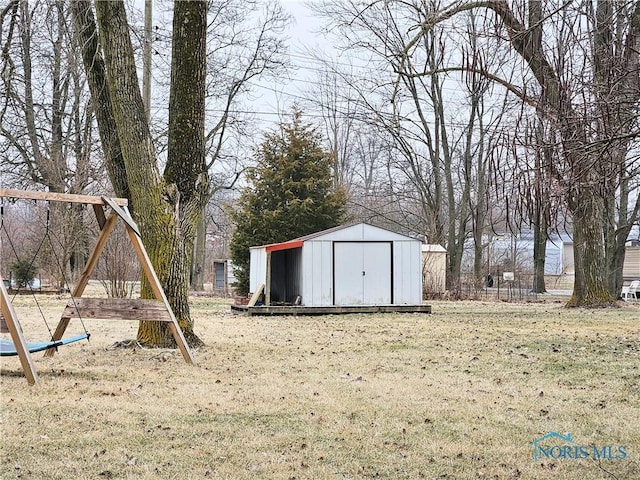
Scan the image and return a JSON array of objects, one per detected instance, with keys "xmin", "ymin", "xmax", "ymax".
[{"xmin": 0, "ymin": 333, "xmax": 89, "ymax": 357}]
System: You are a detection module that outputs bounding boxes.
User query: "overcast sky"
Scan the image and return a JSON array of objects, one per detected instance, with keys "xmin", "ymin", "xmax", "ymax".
[{"xmin": 251, "ymin": 0, "xmax": 332, "ymax": 123}]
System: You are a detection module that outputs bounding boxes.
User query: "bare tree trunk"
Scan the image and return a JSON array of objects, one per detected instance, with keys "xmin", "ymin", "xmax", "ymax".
[
  {"xmin": 71, "ymin": 0, "xmax": 130, "ymax": 199},
  {"xmin": 532, "ymin": 219, "xmax": 547, "ymax": 294},
  {"xmin": 191, "ymin": 213, "xmax": 206, "ymax": 291},
  {"xmin": 471, "ymin": 142, "xmax": 489, "ymax": 291},
  {"xmin": 531, "ymin": 122, "xmax": 550, "ymax": 294}
]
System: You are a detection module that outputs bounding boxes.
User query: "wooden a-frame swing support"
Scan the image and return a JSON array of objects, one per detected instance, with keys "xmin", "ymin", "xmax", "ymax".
[{"xmin": 0, "ymin": 188, "xmax": 195, "ymax": 385}]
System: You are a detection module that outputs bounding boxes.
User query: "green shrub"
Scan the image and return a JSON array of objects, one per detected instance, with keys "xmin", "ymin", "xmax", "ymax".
[{"xmin": 11, "ymin": 258, "xmax": 37, "ymax": 288}]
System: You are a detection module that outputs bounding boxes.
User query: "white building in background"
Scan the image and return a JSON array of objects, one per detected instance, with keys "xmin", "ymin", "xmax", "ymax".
[
  {"xmin": 422, "ymin": 244, "xmax": 447, "ymax": 295},
  {"xmin": 461, "ymin": 228, "xmax": 639, "ymax": 283},
  {"xmin": 212, "ymin": 259, "xmax": 236, "ymax": 295},
  {"xmin": 543, "ymin": 234, "xmax": 575, "ymax": 275}
]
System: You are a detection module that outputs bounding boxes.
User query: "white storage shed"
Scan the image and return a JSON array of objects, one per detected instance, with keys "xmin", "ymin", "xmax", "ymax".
[{"xmin": 249, "ymin": 223, "xmax": 423, "ymax": 307}]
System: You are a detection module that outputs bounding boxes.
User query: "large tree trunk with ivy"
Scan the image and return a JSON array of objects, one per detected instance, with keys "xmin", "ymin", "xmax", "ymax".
[
  {"xmin": 92, "ymin": 1, "xmax": 204, "ymax": 347},
  {"xmin": 150, "ymin": 0, "xmax": 209, "ymax": 343}
]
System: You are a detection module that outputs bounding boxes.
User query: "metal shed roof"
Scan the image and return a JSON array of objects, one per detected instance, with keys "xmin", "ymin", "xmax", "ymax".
[{"xmin": 258, "ymin": 222, "xmax": 419, "ymax": 253}]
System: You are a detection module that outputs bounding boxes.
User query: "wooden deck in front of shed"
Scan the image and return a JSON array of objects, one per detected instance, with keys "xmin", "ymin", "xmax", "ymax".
[{"xmin": 230, "ymin": 304, "xmax": 432, "ymax": 316}]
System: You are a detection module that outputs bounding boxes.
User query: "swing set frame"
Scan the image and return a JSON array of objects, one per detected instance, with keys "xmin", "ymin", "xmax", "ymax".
[{"xmin": 0, "ymin": 188, "xmax": 195, "ymax": 385}]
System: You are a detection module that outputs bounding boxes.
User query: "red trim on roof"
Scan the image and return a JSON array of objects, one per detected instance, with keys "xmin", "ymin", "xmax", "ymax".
[{"xmin": 265, "ymin": 240, "xmax": 304, "ymax": 252}]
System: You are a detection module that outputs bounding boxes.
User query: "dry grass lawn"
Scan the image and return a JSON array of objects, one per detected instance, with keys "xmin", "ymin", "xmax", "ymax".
[{"xmin": 1, "ymin": 292, "xmax": 639, "ymax": 479}]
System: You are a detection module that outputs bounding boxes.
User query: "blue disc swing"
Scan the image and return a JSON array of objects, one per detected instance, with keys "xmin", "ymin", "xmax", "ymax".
[{"xmin": 0, "ymin": 201, "xmax": 90, "ymax": 358}]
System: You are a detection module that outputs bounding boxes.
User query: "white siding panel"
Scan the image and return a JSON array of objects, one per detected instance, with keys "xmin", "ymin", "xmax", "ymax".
[
  {"xmin": 318, "ymin": 241, "xmax": 334, "ymax": 305},
  {"xmin": 312, "ymin": 224, "xmax": 365, "ymax": 242},
  {"xmin": 393, "ymin": 241, "xmax": 422, "ymax": 304},
  {"xmin": 249, "ymin": 247, "xmax": 267, "ymax": 293},
  {"xmin": 544, "ymin": 243, "xmax": 562, "ymax": 275},
  {"xmin": 302, "ymin": 246, "xmax": 322, "ymax": 306},
  {"xmin": 302, "ymin": 241, "xmax": 334, "ymax": 306},
  {"xmin": 360, "ymin": 224, "xmax": 409, "ymax": 242},
  {"xmin": 623, "ymin": 247, "xmax": 640, "ymax": 278}
]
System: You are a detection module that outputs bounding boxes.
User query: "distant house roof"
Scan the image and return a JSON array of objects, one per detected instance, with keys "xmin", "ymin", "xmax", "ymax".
[
  {"xmin": 548, "ymin": 233, "xmax": 573, "ymax": 244},
  {"xmin": 422, "ymin": 244, "xmax": 446, "ymax": 253}
]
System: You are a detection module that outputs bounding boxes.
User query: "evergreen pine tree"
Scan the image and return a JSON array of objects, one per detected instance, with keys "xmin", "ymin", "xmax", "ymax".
[{"xmin": 230, "ymin": 109, "xmax": 347, "ymax": 294}]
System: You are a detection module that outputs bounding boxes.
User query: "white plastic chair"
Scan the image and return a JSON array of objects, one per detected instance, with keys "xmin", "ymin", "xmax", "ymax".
[{"xmin": 621, "ymin": 280, "xmax": 639, "ymax": 302}]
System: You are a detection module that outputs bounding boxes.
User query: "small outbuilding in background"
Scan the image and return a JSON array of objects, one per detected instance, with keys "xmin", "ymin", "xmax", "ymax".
[
  {"xmin": 243, "ymin": 223, "xmax": 429, "ymax": 314},
  {"xmin": 422, "ymin": 244, "xmax": 447, "ymax": 297},
  {"xmin": 211, "ymin": 259, "xmax": 236, "ymax": 296}
]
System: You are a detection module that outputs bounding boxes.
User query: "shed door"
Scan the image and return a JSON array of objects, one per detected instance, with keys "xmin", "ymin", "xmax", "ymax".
[
  {"xmin": 214, "ymin": 262, "xmax": 225, "ymax": 289},
  {"xmin": 333, "ymin": 242, "xmax": 392, "ymax": 305}
]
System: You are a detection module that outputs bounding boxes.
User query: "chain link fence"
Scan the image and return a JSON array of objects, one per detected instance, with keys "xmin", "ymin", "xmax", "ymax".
[{"xmin": 458, "ymin": 272, "xmax": 540, "ymax": 302}]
